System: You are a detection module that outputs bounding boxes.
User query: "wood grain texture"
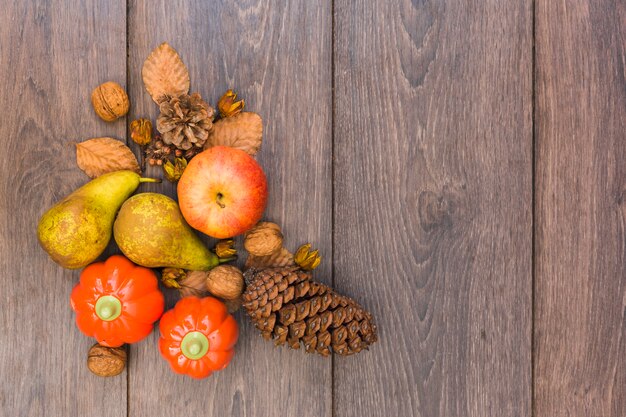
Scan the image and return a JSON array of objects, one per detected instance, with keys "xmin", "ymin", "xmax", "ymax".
[
  {"xmin": 333, "ymin": 1, "xmax": 532, "ymax": 416},
  {"xmin": 534, "ymin": 1, "xmax": 626, "ymax": 415},
  {"xmin": 127, "ymin": 1, "xmax": 332, "ymax": 416},
  {"xmin": 0, "ymin": 1, "xmax": 127, "ymax": 416}
]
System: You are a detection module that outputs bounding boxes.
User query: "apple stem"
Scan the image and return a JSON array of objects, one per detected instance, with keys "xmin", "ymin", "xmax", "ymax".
[{"xmin": 216, "ymin": 194, "xmax": 226, "ymax": 208}]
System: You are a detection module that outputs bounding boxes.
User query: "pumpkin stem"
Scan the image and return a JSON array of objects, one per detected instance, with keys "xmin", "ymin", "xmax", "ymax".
[
  {"xmin": 95, "ymin": 295, "xmax": 122, "ymax": 321},
  {"xmin": 181, "ymin": 331, "xmax": 210, "ymax": 360}
]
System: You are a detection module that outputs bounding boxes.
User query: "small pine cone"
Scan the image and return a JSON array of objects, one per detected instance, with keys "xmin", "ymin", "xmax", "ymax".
[
  {"xmin": 242, "ymin": 267, "xmax": 377, "ymax": 357},
  {"xmin": 245, "ymin": 247, "xmax": 295, "ymax": 271},
  {"xmin": 157, "ymin": 93, "xmax": 214, "ymax": 150}
]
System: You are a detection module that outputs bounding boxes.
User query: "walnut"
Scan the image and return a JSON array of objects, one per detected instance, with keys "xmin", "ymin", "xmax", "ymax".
[
  {"xmin": 244, "ymin": 222, "xmax": 283, "ymax": 256},
  {"xmin": 87, "ymin": 343, "xmax": 127, "ymax": 377},
  {"xmin": 179, "ymin": 270, "xmax": 209, "ymax": 298},
  {"xmin": 91, "ymin": 81, "xmax": 130, "ymax": 122},
  {"xmin": 206, "ymin": 265, "xmax": 244, "ymax": 300}
]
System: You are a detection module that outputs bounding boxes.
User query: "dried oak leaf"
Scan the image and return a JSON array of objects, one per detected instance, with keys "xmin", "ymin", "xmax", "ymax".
[
  {"xmin": 142, "ymin": 42, "xmax": 190, "ymax": 104},
  {"xmin": 76, "ymin": 137, "xmax": 140, "ymax": 178},
  {"xmin": 205, "ymin": 112, "xmax": 263, "ymax": 156}
]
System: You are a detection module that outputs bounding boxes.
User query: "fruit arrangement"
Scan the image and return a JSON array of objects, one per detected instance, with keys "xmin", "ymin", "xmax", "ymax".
[{"xmin": 37, "ymin": 43, "xmax": 377, "ymax": 379}]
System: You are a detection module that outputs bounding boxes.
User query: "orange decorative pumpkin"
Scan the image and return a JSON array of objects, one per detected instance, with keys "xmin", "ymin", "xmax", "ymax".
[
  {"xmin": 70, "ymin": 255, "xmax": 165, "ymax": 347},
  {"xmin": 159, "ymin": 296, "xmax": 238, "ymax": 379}
]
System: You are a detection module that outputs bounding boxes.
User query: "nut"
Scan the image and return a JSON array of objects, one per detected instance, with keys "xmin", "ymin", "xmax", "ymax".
[
  {"xmin": 244, "ymin": 222, "xmax": 283, "ymax": 256},
  {"xmin": 91, "ymin": 81, "xmax": 130, "ymax": 122},
  {"xmin": 87, "ymin": 343, "xmax": 126, "ymax": 377},
  {"xmin": 206, "ymin": 265, "xmax": 244, "ymax": 300},
  {"xmin": 179, "ymin": 270, "xmax": 209, "ymax": 298}
]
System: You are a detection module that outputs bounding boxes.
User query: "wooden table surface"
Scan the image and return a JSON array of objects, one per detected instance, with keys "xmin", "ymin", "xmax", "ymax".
[{"xmin": 1, "ymin": 1, "xmax": 624, "ymax": 416}]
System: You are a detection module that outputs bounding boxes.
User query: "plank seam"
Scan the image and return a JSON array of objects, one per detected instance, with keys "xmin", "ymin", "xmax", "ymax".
[
  {"xmin": 331, "ymin": 0, "xmax": 336, "ymax": 417},
  {"xmin": 125, "ymin": 0, "xmax": 131, "ymax": 416},
  {"xmin": 531, "ymin": 0, "xmax": 537, "ymax": 415}
]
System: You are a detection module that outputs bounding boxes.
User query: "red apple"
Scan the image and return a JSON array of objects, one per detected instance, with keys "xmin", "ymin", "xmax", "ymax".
[{"xmin": 177, "ymin": 146, "xmax": 268, "ymax": 238}]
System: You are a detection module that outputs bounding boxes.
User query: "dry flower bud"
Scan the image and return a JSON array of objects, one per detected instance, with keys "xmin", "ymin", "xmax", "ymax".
[
  {"xmin": 294, "ymin": 244, "xmax": 322, "ymax": 271},
  {"xmin": 215, "ymin": 239, "xmax": 237, "ymax": 259},
  {"xmin": 161, "ymin": 268, "xmax": 185, "ymax": 289},
  {"xmin": 130, "ymin": 118, "xmax": 153, "ymax": 146},
  {"xmin": 163, "ymin": 157, "xmax": 188, "ymax": 182},
  {"xmin": 87, "ymin": 343, "xmax": 127, "ymax": 377},
  {"xmin": 244, "ymin": 222, "xmax": 283, "ymax": 256},
  {"xmin": 206, "ymin": 265, "xmax": 244, "ymax": 300},
  {"xmin": 218, "ymin": 89, "xmax": 245, "ymax": 118},
  {"xmin": 156, "ymin": 159, "xmax": 163, "ymax": 166}
]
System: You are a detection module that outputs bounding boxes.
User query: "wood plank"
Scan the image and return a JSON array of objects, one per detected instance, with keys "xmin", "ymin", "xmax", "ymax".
[
  {"xmin": 127, "ymin": 1, "xmax": 332, "ymax": 416},
  {"xmin": 534, "ymin": 1, "xmax": 626, "ymax": 415},
  {"xmin": 333, "ymin": 1, "xmax": 532, "ymax": 416},
  {"xmin": 0, "ymin": 1, "xmax": 127, "ymax": 416}
]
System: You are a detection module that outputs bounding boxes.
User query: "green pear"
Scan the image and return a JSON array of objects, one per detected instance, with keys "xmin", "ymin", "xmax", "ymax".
[
  {"xmin": 37, "ymin": 171, "xmax": 158, "ymax": 269},
  {"xmin": 113, "ymin": 193, "xmax": 221, "ymax": 270}
]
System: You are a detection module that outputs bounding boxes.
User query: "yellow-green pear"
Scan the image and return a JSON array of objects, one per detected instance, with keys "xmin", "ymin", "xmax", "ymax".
[
  {"xmin": 113, "ymin": 193, "xmax": 222, "ymax": 270},
  {"xmin": 37, "ymin": 171, "xmax": 158, "ymax": 269}
]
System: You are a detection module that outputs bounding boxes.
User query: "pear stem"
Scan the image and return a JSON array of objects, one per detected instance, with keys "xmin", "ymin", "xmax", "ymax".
[
  {"xmin": 218, "ymin": 256, "xmax": 236, "ymax": 264},
  {"xmin": 139, "ymin": 177, "xmax": 161, "ymax": 183}
]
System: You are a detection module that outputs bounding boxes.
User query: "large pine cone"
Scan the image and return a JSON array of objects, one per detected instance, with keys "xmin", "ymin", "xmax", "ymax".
[
  {"xmin": 243, "ymin": 267, "xmax": 377, "ymax": 356},
  {"xmin": 156, "ymin": 93, "xmax": 214, "ymax": 150}
]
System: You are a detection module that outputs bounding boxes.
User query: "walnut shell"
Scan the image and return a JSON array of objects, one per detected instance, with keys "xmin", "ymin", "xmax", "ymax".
[
  {"xmin": 206, "ymin": 265, "xmax": 244, "ymax": 300},
  {"xmin": 91, "ymin": 81, "xmax": 130, "ymax": 122},
  {"xmin": 179, "ymin": 270, "xmax": 209, "ymax": 298},
  {"xmin": 87, "ymin": 343, "xmax": 126, "ymax": 377},
  {"xmin": 244, "ymin": 222, "xmax": 283, "ymax": 256}
]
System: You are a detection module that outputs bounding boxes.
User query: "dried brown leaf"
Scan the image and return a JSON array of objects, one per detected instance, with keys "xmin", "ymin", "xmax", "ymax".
[
  {"xmin": 205, "ymin": 112, "xmax": 262, "ymax": 156},
  {"xmin": 245, "ymin": 247, "xmax": 295, "ymax": 271},
  {"xmin": 142, "ymin": 42, "xmax": 190, "ymax": 104},
  {"xmin": 76, "ymin": 138, "xmax": 140, "ymax": 178}
]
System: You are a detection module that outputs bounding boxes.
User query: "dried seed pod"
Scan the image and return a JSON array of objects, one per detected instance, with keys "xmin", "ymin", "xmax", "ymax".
[
  {"xmin": 215, "ymin": 239, "xmax": 237, "ymax": 259},
  {"xmin": 294, "ymin": 244, "xmax": 322, "ymax": 271},
  {"xmin": 163, "ymin": 157, "xmax": 188, "ymax": 182},
  {"xmin": 244, "ymin": 222, "xmax": 283, "ymax": 256},
  {"xmin": 130, "ymin": 118, "xmax": 153, "ymax": 146},
  {"xmin": 87, "ymin": 343, "xmax": 127, "ymax": 377},
  {"xmin": 91, "ymin": 81, "xmax": 130, "ymax": 122},
  {"xmin": 161, "ymin": 268, "xmax": 185, "ymax": 289},
  {"xmin": 218, "ymin": 89, "xmax": 245, "ymax": 118},
  {"xmin": 206, "ymin": 265, "xmax": 244, "ymax": 300}
]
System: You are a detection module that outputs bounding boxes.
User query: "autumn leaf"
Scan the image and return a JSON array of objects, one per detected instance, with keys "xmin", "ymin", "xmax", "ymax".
[
  {"xmin": 142, "ymin": 42, "xmax": 190, "ymax": 104},
  {"xmin": 76, "ymin": 137, "xmax": 140, "ymax": 178},
  {"xmin": 205, "ymin": 112, "xmax": 263, "ymax": 156}
]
